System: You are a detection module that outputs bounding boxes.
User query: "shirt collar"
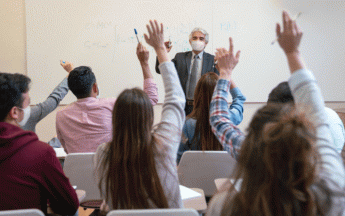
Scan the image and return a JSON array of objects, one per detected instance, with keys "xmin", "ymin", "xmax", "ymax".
[
  {"xmin": 76, "ymin": 97, "xmax": 98, "ymax": 103},
  {"xmin": 192, "ymin": 51, "xmax": 204, "ymax": 60}
]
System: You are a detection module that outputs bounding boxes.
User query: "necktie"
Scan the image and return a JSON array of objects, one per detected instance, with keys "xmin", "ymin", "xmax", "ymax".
[{"xmin": 187, "ymin": 55, "xmax": 201, "ymax": 100}]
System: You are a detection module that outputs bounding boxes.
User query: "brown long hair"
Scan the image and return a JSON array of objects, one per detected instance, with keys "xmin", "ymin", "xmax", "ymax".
[
  {"xmin": 98, "ymin": 88, "xmax": 169, "ymax": 209},
  {"xmin": 188, "ymin": 72, "xmax": 222, "ymax": 150},
  {"xmin": 220, "ymin": 103, "xmax": 334, "ymax": 216}
]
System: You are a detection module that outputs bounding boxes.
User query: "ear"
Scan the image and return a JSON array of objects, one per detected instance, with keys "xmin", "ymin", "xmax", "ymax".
[
  {"xmin": 92, "ymin": 83, "xmax": 98, "ymax": 94},
  {"xmin": 7, "ymin": 106, "xmax": 20, "ymax": 121}
]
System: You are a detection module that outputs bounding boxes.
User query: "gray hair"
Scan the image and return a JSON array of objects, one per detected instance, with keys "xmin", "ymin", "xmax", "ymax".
[{"xmin": 189, "ymin": 28, "xmax": 209, "ymax": 43}]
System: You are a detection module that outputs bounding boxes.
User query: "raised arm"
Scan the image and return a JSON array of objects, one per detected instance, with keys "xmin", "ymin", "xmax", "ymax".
[
  {"xmin": 214, "ymin": 58, "xmax": 245, "ymax": 126},
  {"xmin": 136, "ymin": 43, "xmax": 159, "ymax": 105},
  {"xmin": 23, "ymin": 61, "xmax": 73, "ymax": 131},
  {"xmin": 155, "ymin": 41, "xmax": 173, "ymax": 74},
  {"xmin": 228, "ymin": 79, "xmax": 246, "ymax": 125},
  {"xmin": 144, "ymin": 20, "xmax": 185, "ymax": 146},
  {"xmin": 279, "ymin": 11, "xmax": 345, "ymax": 203},
  {"xmin": 209, "ymin": 38, "xmax": 244, "ymax": 159}
]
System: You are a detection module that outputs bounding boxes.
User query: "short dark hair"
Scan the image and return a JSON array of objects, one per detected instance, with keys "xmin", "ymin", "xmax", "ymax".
[
  {"xmin": 0, "ymin": 73, "xmax": 26, "ymax": 121},
  {"xmin": 267, "ymin": 82, "xmax": 294, "ymax": 104},
  {"xmin": 12, "ymin": 73, "xmax": 31, "ymax": 93},
  {"xmin": 68, "ymin": 66, "xmax": 96, "ymax": 99}
]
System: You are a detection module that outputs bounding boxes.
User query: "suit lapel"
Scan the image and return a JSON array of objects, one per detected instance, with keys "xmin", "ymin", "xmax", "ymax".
[{"xmin": 186, "ymin": 52, "xmax": 192, "ymax": 75}]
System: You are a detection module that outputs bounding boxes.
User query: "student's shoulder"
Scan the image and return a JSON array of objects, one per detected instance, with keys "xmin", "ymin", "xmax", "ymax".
[
  {"xmin": 22, "ymin": 139, "xmax": 58, "ymax": 165},
  {"xmin": 325, "ymin": 107, "xmax": 342, "ymax": 122},
  {"xmin": 95, "ymin": 142, "xmax": 108, "ymax": 154},
  {"xmin": 32, "ymin": 140, "xmax": 56, "ymax": 155},
  {"xmin": 56, "ymin": 102, "xmax": 77, "ymax": 115},
  {"xmin": 95, "ymin": 98, "xmax": 116, "ymax": 110},
  {"xmin": 207, "ymin": 190, "xmax": 229, "ymax": 216},
  {"xmin": 184, "ymin": 117, "xmax": 196, "ymax": 128},
  {"xmin": 94, "ymin": 142, "xmax": 109, "ymax": 164}
]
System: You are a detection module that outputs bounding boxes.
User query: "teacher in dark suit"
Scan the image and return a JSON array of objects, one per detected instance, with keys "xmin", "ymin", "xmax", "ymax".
[{"xmin": 155, "ymin": 27, "xmax": 218, "ymax": 115}]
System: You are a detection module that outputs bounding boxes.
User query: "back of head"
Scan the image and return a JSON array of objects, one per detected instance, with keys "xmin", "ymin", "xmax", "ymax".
[
  {"xmin": 267, "ymin": 81, "xmax": 294, "ymax": 104},
  {"xmin": 0, "ymin": 73, "xmax": 29, "ymax": 121},
  {"xmin": 99, "ymin": 88, "xmax": 169, "ymax": 209},
  {"xmin": 189, "ymin": 72, "xmax": 222, "ymax": 150},
  {"xmin": 68, "ymin": 66, "xmax": 96, "ymax": 99},
  {"xmin": 11, "ymin": 73, "xmax": 31, "ymax": 94},
  {"xmin": 221, "ymin": 103, "xmax": 322, "ymax": 216}
]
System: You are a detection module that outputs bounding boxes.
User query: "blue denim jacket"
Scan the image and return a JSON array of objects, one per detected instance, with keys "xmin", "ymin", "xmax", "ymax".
[{"xmin": 177, "ymin": 86, "xmax": 246, "ymax": 164}]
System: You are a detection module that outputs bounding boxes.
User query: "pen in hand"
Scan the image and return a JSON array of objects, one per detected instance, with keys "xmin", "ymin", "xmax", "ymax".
[{"xmin": 134, "ymin": 29, "xmax": 140, "ymax": 43}]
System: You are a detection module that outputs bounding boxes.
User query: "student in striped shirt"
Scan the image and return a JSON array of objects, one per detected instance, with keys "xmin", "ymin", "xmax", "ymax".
[{"xmin": 207, "ymin": 11, "xmax": 345, "ymax": 216}]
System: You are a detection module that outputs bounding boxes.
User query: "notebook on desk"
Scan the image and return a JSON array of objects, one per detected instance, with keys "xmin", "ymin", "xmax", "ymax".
[
  {"xmin": 179, "ymin": 185, "xmax": 202, "ymax": 200},
  {"xmin": 54, "ymin": 147, "xmax": 67, "ymax": 159}
]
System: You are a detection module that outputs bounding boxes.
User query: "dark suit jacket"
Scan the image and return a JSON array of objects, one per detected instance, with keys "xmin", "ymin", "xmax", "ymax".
[{"xmin": 155, "ymin": 51, "xmax": 219, "ymax": 95}]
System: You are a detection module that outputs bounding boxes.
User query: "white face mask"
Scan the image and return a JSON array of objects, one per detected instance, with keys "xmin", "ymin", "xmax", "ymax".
[
  {"xmin": 18, "ymin": 106, "xmax": 31, "ymax": 127},
  {"xmin": 191, "ymin": 40, "xmax": 205, "ymax": 52},
  {"xmin": 96, "ymin": 87, "xmax": 100, "ymax": 99}
]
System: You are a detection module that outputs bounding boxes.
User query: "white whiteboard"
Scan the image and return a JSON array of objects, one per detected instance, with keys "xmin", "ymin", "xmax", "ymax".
[{"xmin": 26, "ymin": 0, "xmax": 345, "ymax": 103}]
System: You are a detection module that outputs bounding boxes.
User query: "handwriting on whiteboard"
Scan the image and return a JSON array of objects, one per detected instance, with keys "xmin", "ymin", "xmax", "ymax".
[{"xmin": 82, "ymin": 21, "xmax": 236, "ymax": 51}]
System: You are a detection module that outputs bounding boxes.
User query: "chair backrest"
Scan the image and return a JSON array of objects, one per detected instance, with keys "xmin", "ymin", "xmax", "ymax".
[
  {"xmin": 178, "ymin": 151, "xmax": 237, "ymax": 197},
  {"xmin": 0, "ymin": 209, "xmax": 44, "ymax": 216},
  {"xmin": 63, "ymin": 153, "xmax": 101, "ymax": 201},
  {"xmin": 107, "ymin": 209, "xmax": 199, "ymax": 216}
]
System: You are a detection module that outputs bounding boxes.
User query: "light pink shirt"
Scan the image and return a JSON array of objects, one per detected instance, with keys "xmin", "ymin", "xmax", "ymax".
[{"xmin": 56, "ymin": 78, "xmax": 158, "ymax": 153}]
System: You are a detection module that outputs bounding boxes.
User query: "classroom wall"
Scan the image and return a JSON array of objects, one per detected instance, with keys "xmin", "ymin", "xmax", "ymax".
[
  {"xmin": 1, "ymin": 0, "xmax": 345, "ymax": 142},
  {"xmin": 0, "ymin": 0, "xmax": 26, "ymax": 74}
]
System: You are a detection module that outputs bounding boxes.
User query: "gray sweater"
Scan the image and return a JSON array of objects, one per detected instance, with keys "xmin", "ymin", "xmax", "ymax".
[
  {"xmin": 207, "ymin": 69, "xmax": 345, "ymax": 215},
  {"xmin": 94, "ymin": 61, "xmax": 186, "ymax": 209},
  {"xmin": 22, "ymin": 77, "xmax": 69, "ymax": 132}
]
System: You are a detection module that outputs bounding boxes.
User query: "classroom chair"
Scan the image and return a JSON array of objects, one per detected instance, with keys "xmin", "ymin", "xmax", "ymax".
[
  {"xmin": 106, "ymin": 209, "xmax": 199, "ymax": 216},
  {"xmin": 0, "ymin": 209, "xmax": 44, "ymax": 216},
  {"xmin": 63, "ymin": 153, "xmax": 102, "ymax": 210},
  {"xmin": 178, "ymin": 151, "xmax": 237, "ymax": 197}
]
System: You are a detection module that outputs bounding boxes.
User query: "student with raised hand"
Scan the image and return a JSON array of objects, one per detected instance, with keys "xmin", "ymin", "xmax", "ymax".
[
  {"xmin": 176, "ymin": 72, "xmax": 245, "ymax": 164},
  {"xmin": 56, "ymin": 43, "xmax": 158, "ymax": 153},
  {"xmin": 268, "ymin": 82, "xmax": 345, "ymax": 153},
  {"xmin": 0, "ymin": 73, "xmax": 79, "ymax": 215},
  {"xmin": 94, "ymin": 20, "xmax": 185, "ymax": 211},
  {"xmin": 12, "ymin": 61, "xmax": 73, "ymax": 147},
  {"xmin": 207, "ymin": 11, "xmax": 345, "ymax": 216}
]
